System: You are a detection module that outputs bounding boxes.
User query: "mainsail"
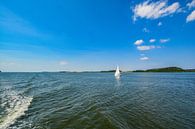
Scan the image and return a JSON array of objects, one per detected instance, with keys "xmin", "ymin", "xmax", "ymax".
[{"xmin": 115, "ymin": 66, "xmax": 120, "ymax": 79}]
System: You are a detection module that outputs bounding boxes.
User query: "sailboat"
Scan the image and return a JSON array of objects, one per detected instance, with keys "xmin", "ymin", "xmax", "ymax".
[{"xmin": 115, "ymin": 66, "xmax": 120, "ymax": 79}]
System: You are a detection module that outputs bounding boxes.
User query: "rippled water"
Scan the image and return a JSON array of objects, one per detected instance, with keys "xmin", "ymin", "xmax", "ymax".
[{"xmin": 0, "ymin": 72, "xmax": 195, "ymax": 129}]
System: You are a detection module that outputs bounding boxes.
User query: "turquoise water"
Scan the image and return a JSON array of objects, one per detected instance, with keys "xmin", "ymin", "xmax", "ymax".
[{"xmin": 0, "ymin": 72, "xmax": 195, "ymax": 129}]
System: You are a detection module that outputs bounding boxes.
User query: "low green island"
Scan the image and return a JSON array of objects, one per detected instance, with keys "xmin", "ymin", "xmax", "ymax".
[
  {"xmin": 133, "ymin": 67, "xmax": 195, "ymax": 72},
  {"xmin": 99, "ymin": 67, "xmax": 195, "ymax": 73},
  {"xmin": 100, "ymin": 70, "xmax": 122, "ymax": 73}
]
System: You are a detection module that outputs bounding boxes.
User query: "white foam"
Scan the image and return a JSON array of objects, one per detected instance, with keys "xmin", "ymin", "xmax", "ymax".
[{"xmin": 0, "ymin": 89, "xmax": 33, "ymax": 129}]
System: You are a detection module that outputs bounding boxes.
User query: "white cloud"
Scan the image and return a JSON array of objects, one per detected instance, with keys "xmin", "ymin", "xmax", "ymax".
[
  {"xmin": 134, "ymin": 39, "xmax": 144, "ymax": 45},
  {"xmin": 160, "ymin": 39, "xmax": 170, "ymax": 43},
  {"xmin": 133, "ymin": 1, "xmax": 180, "ymax": 21},
  {"xmin": 137, "ymin": 45, "xmax": 155, "ymax": 51},
  {"xmin": 158, "ymin": 22, "xmax": 162, "ymax": 26},
  {"xmin": 149, "ymin": 39, "xmax": 156, "ymax": 43},
  {"xmin": 186, "ymin": 10, "xmax": 195, "ymax": 22},
  {"xmin": 187, "ymin": 0, "xmax": 195, "ymax": 9},
  {"xmin": 140, "ymin": 56, "xmax": 149, "ymax": 61},
  {"xmin": 0, "ymin": 62, "xmax": 16, "ymax": 66},
  {"xmin": 143, "ymin": 27, "xmax": 150, "ymax": 33},
  {"xmin": 59, "ymin": 61, "xmax": 68, "ymax": 66}
]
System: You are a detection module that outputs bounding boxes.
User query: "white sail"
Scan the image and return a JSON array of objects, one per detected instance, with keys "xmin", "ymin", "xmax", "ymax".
[{"xmin": 115, "ymin": 66, "xmax": 120, "ymax": 79}]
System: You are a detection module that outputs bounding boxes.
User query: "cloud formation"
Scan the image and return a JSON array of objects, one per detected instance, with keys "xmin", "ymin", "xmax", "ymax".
[
  {"xmin": 158, "ymin": 22, "xmax": 162, "ymax": 26},
  {"xmin": 140, "ymin": 56, "xmax": 149, "ymax": 61},
  {"xmin": 59, "ymin": 61, "xmax": 68, "ymax": 66},
  {"xmin": 186, "ymin": 10, "xmax": 195, "ymax": 22},
  {"xmin": 133, "ymin": 1, "xmax": 180, "ymax": 21},
  {"xmin": 143, "ymin": 27, "xmax": 150, "ymax": 33},
  {"xmin": 149, "ymin": 39, "xmax": 156, "ymax": 43},
  {"xmin": 137, "ymin": 45, "xmax": 155, "ymax": 51},
  {"xmin": 160, "ymin": 39, "xmax": 170, "ymax": 43},
  {"xmin": 134, "ymin": 39, "xmax": 144, "ymax": 45},
  {"xmin": 187, "ymin": 0, "xmax": 195, "ymax": 9}
]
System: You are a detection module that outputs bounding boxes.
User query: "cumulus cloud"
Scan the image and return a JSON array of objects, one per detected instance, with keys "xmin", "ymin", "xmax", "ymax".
[
  {"xmin": 137, "ymin": 45, "xmax": 155, "ymax": 51},
  {"xmin": 187, "ymin": 0, "xmax": 195, "ymax": 9},
  {"xmin": 186, "ymin": 10, "xmax": 195, "ymax": 22},
  {"xmin": 134, "ymin": 39, "xmax": 144, "ymax": 45},
  {"xmin": 149, "ymin": 39, "xmax": 156, "ymax": 43},
  {"xmin": 158, "ymin": 22, "xmax": 162, "ymax": 26},
  {"xmin": 132, "ymin": 1, "xmax": 180, "ymax": 21},
  {"xmin": 160, "ymin": 39, "xmax": 170, "ymax": 43},
  {"xmin": 143, "ymin": 27, "xmax": 150, "ymax": 33},
  {"xmin": 59, "ymin": 61, "xmax": 68, "ymax": 66},
  {"xmin": 140, "ymin": 56, "xmax": 149, "ymax": 61}
]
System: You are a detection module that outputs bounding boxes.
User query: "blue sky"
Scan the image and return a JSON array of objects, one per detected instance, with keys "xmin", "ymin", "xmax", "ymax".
[{"xmin": 0, "ymin": 0, "xmax": 195, "ymax": 72}]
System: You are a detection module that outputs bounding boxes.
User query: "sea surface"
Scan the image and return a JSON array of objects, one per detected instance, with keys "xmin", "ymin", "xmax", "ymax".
[{"xmin": 0, "ymin": 72, "xmax": 195, "ymax": 129}]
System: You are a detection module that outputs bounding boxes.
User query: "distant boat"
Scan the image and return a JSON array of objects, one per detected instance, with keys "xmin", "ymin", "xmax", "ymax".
[{"xmin": 115, "ymin": 66, "xmax": 120, "ymax": 79}]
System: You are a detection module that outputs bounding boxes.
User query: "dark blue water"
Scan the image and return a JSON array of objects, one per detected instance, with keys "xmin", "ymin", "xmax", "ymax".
[{"xmin": 0, "ymin": 72, "xmax": 195, "ymax": 129}]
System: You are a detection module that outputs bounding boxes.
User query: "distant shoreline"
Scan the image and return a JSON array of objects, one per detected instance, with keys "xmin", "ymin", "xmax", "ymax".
[
  {"xmin": 132, "ymin": 67, "xmax": 195, "ymax": 72},
  {"xmin": 97, "ymin": 67, "xmax": 195, "ymax": 73},
  {"xmin": 1, "ymin": 67, "xmax": 195, "ymax": 73}
]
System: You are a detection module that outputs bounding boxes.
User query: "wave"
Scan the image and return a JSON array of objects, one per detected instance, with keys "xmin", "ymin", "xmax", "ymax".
[{"xmin": 0, "ymin": 88, "xmax": 33, "ymax": 129}]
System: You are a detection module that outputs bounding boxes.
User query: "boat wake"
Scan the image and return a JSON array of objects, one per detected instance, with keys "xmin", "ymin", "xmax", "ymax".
[{"xmin": 0, "ymin": 88, "xmax": 33, "ymax": 129}]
